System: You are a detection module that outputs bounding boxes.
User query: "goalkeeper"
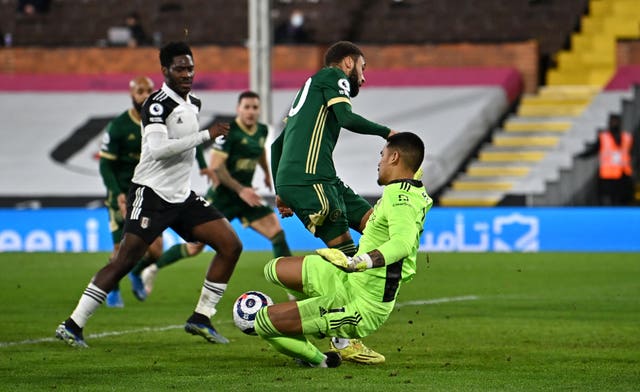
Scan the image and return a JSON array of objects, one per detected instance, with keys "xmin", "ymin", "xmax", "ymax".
[{"xmin": 255, "ymin": 132, "xmax": 432, "ymax": 368}]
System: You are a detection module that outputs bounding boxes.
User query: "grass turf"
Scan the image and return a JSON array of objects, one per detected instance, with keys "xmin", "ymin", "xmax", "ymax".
[{"xmin": 0, "ymin": 251, "xmax": 638, "ymax": 391}]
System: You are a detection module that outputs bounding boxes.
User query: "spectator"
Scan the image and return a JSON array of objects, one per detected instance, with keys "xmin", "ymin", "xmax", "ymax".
[
  {"xmin": 577, "ymin": 114, "xmax": 635, "ymax": 205},
  {"xmin": 126, "ymin": 12, "xmax": 151, "ymax": 47},
  {"xmin": 17, "ymin": 0, "xmax": 50, "ymax": 15},
  {"xmin": 274, "ymin": 8, "xmax": 311, "ymax": 44}
]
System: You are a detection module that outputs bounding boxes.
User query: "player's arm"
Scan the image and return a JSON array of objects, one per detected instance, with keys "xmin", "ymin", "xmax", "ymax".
[
  {"xmin": 142, "ymin": 100, "xmax": 228, "ymax": 160},
  {"xmin": 196, "ymin": 145, "xmax": 218, "ymax": 185},
  {"xmin": 195, "ymin": 145, "xmax": 207, "ymax": 170},
  {"xmin": 98, "ymin": 124, "xmax": 123, "ymax": 196},
  {"xmin": 331, "ymin": 101, "xmax": 391, "ymax": 138},
  {"xmin": 145, "ymin": 126, "xmax": 213, "ymax": 160},
  {"xmin": 270, "ymin": 131, "xmax": 284, "ymax": 186},
  {"xmin": 258, "ymin": 149, "xmax": 272, "ymax": 190},
  {"xmin": 371, "ymin": 193, "xmax": 424, "ymax": 266},
  {"xmin": 210, "ymin": 149, "xmax": 263, "ymax": 207},
  {"xmin": 317, "ymin": 189, "xmax": 426, "ymax": 271}
]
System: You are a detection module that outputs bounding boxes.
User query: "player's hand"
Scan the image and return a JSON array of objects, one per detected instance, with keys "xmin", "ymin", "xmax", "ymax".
[
  {"xmin": 315, "ymin": 248, "xmax": 371, "ymax": 272},
  {"xmin": 387, "ymin": 129, "xmax": 399, "ymax": 139},
  {"xmin": 239, "ymin": 187, "xmax": 263, "ymax": 207},
  {"xmin": 276, "ymin": 195, "xmax": 293, "ymax": 218},
  {"xmin": 117, "ymin": 193, "xmax": 127, "ymax": 217},
  {"xmin": 208, "ymin": 123, "xmax": 230, "ymax": 139},
  {"xmin": 200, "ymin": 168, "xmax": 219, "ymax": 187},
  {"xmin": 263, "ymin": 175, "xmax": 272, "ymax": 191}
]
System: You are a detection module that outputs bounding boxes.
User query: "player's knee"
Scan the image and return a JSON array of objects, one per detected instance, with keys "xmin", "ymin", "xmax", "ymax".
[
  {"xmin": 219, "ymin": 236, "xmax": 242, "ymax": 260},
  {"xmin": 264, "ymin": 257, "xmax": 285, "ymax": 287},
  {"xmin": 254, "ymin": 307, "xmax": 279, "ymax": 338}
]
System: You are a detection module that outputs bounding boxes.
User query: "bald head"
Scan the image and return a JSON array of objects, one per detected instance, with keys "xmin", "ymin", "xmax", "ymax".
[{"xmin": 129, "ymin": 76, "xmax": 154, "ymax": 113}]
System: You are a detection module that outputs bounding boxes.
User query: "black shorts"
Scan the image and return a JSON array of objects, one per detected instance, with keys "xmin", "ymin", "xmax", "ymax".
[{"xmin": 123, "ymin": 183, "xmax": 225, "ymax": 244}]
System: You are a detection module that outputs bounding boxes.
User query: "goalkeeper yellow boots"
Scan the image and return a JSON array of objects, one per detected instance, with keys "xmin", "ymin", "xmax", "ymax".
[{"xmin": 329, "ymin": 339, "xmax": 386, "ymax": 365}]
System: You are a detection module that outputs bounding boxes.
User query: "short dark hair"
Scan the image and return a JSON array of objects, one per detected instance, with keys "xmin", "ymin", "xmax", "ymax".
[
  {"xmin": 324, "ymin": 41, "xmax": 364, "ymax": 66},
  {"xmin": 387, "ymin": 132, "xmax": 425, "ymax": 172},
  {"xmin": 238, "ymin": 90, "xmax": 260, "ymax": 103},
  {"xmin": 159, "ymin": 41, "xmax": 193, "ymax": 68}
]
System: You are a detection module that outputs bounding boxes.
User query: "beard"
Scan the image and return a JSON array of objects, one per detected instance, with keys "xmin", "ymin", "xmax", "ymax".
[
  {"xmin": 348, "ymin": 69, "xmax": 360, "ymax": 98},
  {"xmin": 132, "ymin": 98, "xmax": 144, "ymax": 113}
]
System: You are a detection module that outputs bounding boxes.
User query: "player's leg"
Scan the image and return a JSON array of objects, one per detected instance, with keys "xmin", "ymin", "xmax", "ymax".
[
  {"xmin": 127, "ymin": 235, "xmax": 163, "ymax": 301},
  {"xmin": 140, "ymin": 241, "xmax": 206, "ymax": 295},
  {"xmin": 56, "ymin": 232, "xmax": 151, "ymax": 348},
  {"xmin": 256, "ymin": 255, "xmax": 346, "ymax": 367},
  {"xmin": 328, "ymin": 181, "xmax": 385, "ymax": 364},
  {"xmin": 174, "ymin": 195, "xmax": 242, "ymax": 344},
  {"xmin": 340, "ymin": 179, "xmax": 373, "ymax": 235},
  {"xmin": 105, "ymin": 206, "xmax": 125, "ymax": 308},
  {"xmin": 280, "ymin": 183, "xmax": 357, "ymax": 256},
  {"xmin": 56, "ymin": 184, "xmax": 170, "ymax": 348},
  {"xmin": 247, "ymin": 208, "xmax": 292, "ymax": 258}
]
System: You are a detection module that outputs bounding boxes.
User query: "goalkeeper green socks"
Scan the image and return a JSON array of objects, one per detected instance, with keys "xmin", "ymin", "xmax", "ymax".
[{"xmin": 254, "ymin": 307, "xmax": 324, "ymax": 366}]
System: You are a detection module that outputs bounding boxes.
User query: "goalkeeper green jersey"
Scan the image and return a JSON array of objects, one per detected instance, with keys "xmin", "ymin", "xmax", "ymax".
[
  {"xmin": 99, "ymin": 109, "xmax": 142, "ymax": 209},
  {"xmin": 211, "ymin": 118, "xmax": 268, "ymax": 188},
  {"xmin": 272, "ymin": 67, "xmax": 390, "ymax": 187},
  {"xmin": 351, "ymin": 179, "xmax": 433, "ymax": 302}
]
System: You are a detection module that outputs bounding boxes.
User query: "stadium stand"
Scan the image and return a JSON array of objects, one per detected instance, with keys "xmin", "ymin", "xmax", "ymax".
[
  {"xmin": 440, "ymin": 0, "xmax": 640, "ymax": 206},
  {"xmin": 2, "ymin": 0, "xmax": 639, "ymax": 207}
]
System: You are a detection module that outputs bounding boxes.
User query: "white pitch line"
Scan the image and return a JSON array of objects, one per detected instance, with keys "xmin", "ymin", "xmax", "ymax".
[
  {"xmin": 2, "ymin": 296, "xmax": 479, "ymax": 348},
  {"xmin": 0, "ymin": 324, "xmax": 184, "ymax": 348},
  {"xmin": 395, "ymin": 295, "xmax": 479, "ymax": 308}
]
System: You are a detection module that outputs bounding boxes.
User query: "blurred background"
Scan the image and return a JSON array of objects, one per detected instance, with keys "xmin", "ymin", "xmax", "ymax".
[{"xmin": 1, "ymin": 0, "xmax": 639, "ymax": 252}]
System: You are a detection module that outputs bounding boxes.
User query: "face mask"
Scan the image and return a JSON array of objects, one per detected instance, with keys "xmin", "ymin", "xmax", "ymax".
[{"xmin": 291, "ymin": 14, "xmax": 304, "ymax": 27}]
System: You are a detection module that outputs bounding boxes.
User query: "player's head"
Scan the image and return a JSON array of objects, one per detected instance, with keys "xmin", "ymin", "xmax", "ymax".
[
  {"xmin": 324, "ymin": 41, "xmax": 365, "ymax": 98},
  {"xmin": 377, "ymin": 132, "xmax": 425, "ymax": 185},
  {"xmin": 237, "ymin": 90, "xmax": 260, "ymax": 127},
  {"xmin": 159, "ymin": 41, "xmax": 194, "ymax": 98},
  {"xmin": 129, "ymin": 76, "xmax": 154, "ymax": 113},
  {"xmin": 608, "ymin": 113, "xmax": 621, "ymax": 133}
]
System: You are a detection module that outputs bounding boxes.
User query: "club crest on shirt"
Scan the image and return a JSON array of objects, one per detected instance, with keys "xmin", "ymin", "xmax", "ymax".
[
  {"xmin": 329, "ymin": 209, "xmax": 343, "ymax": 222},
  {"xmin": 140, "ymin": 217, "xmax": 150, "ymax": 229}
]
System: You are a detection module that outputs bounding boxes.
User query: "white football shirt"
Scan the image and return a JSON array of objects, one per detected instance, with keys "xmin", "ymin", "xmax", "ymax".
[{"xmin": 132, "ymin": 83, "xmax": 210, "ymax": 203}]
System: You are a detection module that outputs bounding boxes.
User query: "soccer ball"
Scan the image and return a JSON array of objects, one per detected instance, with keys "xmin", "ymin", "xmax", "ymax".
[{"xmin": 233, "ymin": 291, "xmax": 273, "ymax": 335}]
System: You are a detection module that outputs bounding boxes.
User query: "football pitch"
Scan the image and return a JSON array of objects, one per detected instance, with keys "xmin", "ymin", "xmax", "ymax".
[{"xmin": 1, "ymin": 251, "xmax": 638, "ymax": 391}]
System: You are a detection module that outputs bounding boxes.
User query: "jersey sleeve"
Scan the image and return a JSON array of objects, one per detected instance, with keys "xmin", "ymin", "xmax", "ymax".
[
  {"xmin": 375, "ymin": 186, "xmax": 424, "ymax": 265},
  {"xmin": 212, "ymin": 129, "xmax": 232, "ymax": 156},
  {"xmin": 319, "ymin": 70, "xmax": 352, "ymax": 108},
  {"xmin": 195, "ymin": 145, "xmax": 207, "ymax": 169},
  {"xmin": 270, "ymin": 131, "xmax": 284, "ymax": 186},
  {"xmin": 332, "ymin": 103, "xmax": 390, "ymax": 138},
  {"xmin": 141, "ymin": 98, "xmax": 170, "ymax": 129},
  {"xmin": 98, "ymin": 120, "xmax": 120, "ymax": 160},
  {"xmin": 98, "ymin": 121, "xmax": 123, "ymax": 193},
  {"xmin": 319, "ymin": 69, "xmax": 390, "ymax": 138}
]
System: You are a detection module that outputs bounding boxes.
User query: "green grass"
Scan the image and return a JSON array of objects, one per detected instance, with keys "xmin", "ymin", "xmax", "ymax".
[{"xmin": 0, "ymin": 252, "xmax": 638, "ymax": 391}]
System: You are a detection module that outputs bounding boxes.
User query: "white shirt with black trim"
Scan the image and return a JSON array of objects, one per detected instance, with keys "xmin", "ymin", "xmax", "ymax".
[{"xmin": 132, "ymin": 83, "xmax": 210, "ymax": 203}]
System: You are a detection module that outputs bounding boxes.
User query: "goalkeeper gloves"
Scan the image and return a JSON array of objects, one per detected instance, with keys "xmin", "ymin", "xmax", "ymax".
[{"xmin": 315, "ymin": 248, "xmax": 373, "ymax": 272}]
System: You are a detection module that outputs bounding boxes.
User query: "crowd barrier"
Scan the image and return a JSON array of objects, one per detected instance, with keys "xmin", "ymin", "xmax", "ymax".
[{"xmin": 1, "ymin": 207, "xmax": 638, "ymax": 253}]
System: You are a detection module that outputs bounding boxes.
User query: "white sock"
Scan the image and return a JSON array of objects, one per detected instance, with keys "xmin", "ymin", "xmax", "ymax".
[
  {"xmin": 70, "ymin": 282, "xmax": 107, "ymax": 328},
  {"xmin": 194, "ymin": 280, "xmax": 227, "ymax": 318},
  {"xmin": 331, "ymin": 337, "xmax": 351, "ymax": 349}
]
